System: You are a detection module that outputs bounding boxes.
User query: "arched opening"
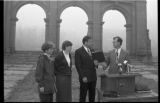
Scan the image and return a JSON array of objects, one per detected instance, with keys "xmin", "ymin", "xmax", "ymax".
[
  {"xmin": 102, "ymin": 10, "xmax": 126, "ymax": 53},
  {"xmin": 15, "ymin": 4, "xmax": 46, "ymax": 51},
  {"xmin": 59, "ymin": 7, "xmax": 88, "ymax": 51}
]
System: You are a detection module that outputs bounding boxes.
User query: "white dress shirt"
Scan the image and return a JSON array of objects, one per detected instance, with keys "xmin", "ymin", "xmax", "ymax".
[
  {"xmin": 63, "ymin": 51, "xmax": 70, "ymax": 67},
  {"xmin": 115, "ymin": 47, "xmax": 121, "ymax": 59},
  {"xmin": 83, "ymin": 45, "xmax": 91, "ymax": 54}
]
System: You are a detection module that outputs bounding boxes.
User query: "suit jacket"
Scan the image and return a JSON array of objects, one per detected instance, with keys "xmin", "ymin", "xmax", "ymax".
[
  {"xmin": 35, "ymin": 54, "xmax": 57, "ymax": 94},
  {"xmin": 54, "ymin": 51, "xmax": 72, "ymax": 76},
  {"xmin": 106, "ymin": 49, "xmax": 130, "ymax": 74},
  {"xmin": 75, "ymin": 46, "xmax": 97, "ymax": 82}
]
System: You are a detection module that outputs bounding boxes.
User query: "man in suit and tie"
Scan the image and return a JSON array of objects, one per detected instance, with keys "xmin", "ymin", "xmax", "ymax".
[
  {"xmin": 75, "ymin": 36, "xmax": 98, "ymax": 102},
  {"xmin": 105, "ymin": 36, "xmax": 130, "ymax": 74}
]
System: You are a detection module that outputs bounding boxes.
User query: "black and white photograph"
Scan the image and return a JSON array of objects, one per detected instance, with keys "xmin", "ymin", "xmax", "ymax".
[{"xmin": 4, "ymin": 0, "xmax": 158, "ymax": 102}]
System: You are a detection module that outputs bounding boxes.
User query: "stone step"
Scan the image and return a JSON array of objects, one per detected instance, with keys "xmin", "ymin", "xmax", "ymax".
[
  {"xmin": 4, "ymin": 75, "xmax": 25, "ymax": 81},
  {"xmin": 4, "ymin": 81, "xmax": 17, "ymax": 89},
  {"xmin": 4, "ymin": 89, "xmax": 12, "ymax": 100},
  {"xmin": 4, "ymin": 70, "xmax": 29, "ymax": 76},
  {"xmin": 6, "ymin": 67, "xmax": 34, "ymax": 71}
]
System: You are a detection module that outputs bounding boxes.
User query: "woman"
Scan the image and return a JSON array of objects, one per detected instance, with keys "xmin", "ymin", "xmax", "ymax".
[
  {"xmin": 54, "ymin": 40, "xmax": 73, "ymax": 102},
  {"xmin": 35, "ymin": 42, "xmax": 57, "ymax": 102}
]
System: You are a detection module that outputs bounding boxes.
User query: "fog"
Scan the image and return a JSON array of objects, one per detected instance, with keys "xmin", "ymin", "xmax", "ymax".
[
  {"xmin": 15, "ymin": 4, "xmax": 46, "ymax": 51},
  {"xmin": 59, "ymin": 7, "xmax": 88, "ymax": 51},
  {"xmin": 102, "ymin": 10, "xmax": 126, "ymax": 52},
  {"xmin": 15, "ymin": 0, "xmax": 157, "ymax": 57}
]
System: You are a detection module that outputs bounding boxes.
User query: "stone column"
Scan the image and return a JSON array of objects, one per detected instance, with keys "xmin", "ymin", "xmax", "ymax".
[
  {"xmin": 44, "ymin": 17, "xmax": 49, "ymax": 42},
  {"xmin": 124, "ymin": 24, "xmax": 132, "ymax": 55},
  {"xmin": 135, "ymin": 1, "xmax": 148, "ymax": 57},
  {"xmin": 9, "ymin": 17, "xmax": 18, "ymax": 53},
  {"xmin": 86, "ymin": 20, "xmax": 93, "ymax": 38},
  {"xmin": 100, "ymin": 21, "xmax": 104, "ymax": 51},
  {"xmin": 146, "ymin": 29, "xmax": 152, "ymax": 57},
  {"xmin": 56, "ymin": 18, "xmax": 62, "ymax": 49},
  {"xmin": 92, "ymin": 21, "xmax": 104, "ymax": 51},
  {"xmin": 4, "ymin": 2, "xmax": 10, "ymax": 53}
]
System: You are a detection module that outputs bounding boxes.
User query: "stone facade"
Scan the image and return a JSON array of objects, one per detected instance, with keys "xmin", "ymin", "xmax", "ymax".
[{"xmin": 3, "ymin": 0, "xmax": 152, "ymax": 57}]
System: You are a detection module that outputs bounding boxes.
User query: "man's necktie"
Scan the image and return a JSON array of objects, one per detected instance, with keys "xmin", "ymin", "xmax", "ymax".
[
  {"xmin": 87, "ymin": 48, "xmax": 92, "ymax": 58},
  {"xmin": 116, "ymin": 49, "xmax": 118, "ymax": 63}
]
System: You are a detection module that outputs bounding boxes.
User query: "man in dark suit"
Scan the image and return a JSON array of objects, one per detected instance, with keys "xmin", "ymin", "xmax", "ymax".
[
  {"xmin": 105, "ymin": 36, "xmax": 130, "ymax": 74},
  {"xmin": 75, "ymin": 36, "xmax": 98, "ymax": 102}
]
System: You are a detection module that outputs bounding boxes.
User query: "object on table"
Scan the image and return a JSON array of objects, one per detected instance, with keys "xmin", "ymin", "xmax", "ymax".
[{"xmin": 92, "ymin": 51, "xmax": 105, "ymax": 62}]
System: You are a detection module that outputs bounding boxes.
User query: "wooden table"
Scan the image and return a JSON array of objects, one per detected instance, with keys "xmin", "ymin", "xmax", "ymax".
[{"xmin": 97, "ymin": 89, "xmax": 158, "ymax": 102}]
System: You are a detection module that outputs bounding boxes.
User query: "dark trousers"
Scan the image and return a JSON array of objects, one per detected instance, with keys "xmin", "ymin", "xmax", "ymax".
[
  {"xmin": 79, "ymin": 80, "xmax": 97, "ymax": 102},
  {"xmin": 39, "ymin": 93, "xmax": 53, "ymax": 102}
]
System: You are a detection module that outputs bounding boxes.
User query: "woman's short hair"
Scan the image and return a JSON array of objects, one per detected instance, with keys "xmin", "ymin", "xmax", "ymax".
[
  {"xmin": 62, "ymin": 40, "xmax": 72, "ymax": 50},
  {"xmin": 41, "ymin": 42, "xmax": 55, "ymax": 52}
]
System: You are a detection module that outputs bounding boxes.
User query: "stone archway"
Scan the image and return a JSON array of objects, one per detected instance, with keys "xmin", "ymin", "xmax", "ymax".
[
  {"xmin": 15, "ymin": 4, "xmax": 46, "ymax": 51},
  {"xmin": 59, "ymin": 7, "xmax": 88, "ymax": 51},
  {"xmin": 9, "ymin": 1, "xmax": 49, "ymax": 53},
  {"xmin": 56, "ymin": 1, "xmax": 91, "ymax": 49},
  {"xmin": 4, "ymin": 0, "xmax": 152, "ymax": 57},
  {"xmin": 102, "ymin": 10, "xmax": 127, "ymax": 52},
  {"xmin": 101, "ymin": 3, "xmax": 132, "ymax": 54}
]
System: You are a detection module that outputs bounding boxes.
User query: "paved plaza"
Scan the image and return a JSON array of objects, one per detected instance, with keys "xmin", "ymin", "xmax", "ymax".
[{"xmin": 4, "ymin": 53, "xmax": 158, "ymax": 102}]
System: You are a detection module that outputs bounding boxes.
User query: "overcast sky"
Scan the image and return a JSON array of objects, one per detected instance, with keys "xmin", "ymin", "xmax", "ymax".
[{"xmin": 15, "ymin": 0, "xmax": 157, "ymax": 57}]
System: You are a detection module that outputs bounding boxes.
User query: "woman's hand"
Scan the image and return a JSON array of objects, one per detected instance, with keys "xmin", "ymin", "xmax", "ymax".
[
  {"xmin": 98, "ymin": 62, "xmax": 107, "ymax": 70},
  {"xmin": 94, "ymin": 60, "xmax": 99, "ymax": 66}
]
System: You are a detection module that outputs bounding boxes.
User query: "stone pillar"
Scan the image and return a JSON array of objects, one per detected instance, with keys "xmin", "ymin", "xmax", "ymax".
[
  {"xmin": 87, "ymin": 20, "xmax": 104, "ymax": 51},
  {"xmin": 99, "ymin": 21, "xmax": 104, "ymax": 51},
  {"xmin": 92, "ymin": 1, "xmax": 102, "ymax": 51},
  {"xmin": 44, "ymin": 17, "xmax": 49, "ymax": 42},
  {"xmin": 86, "ymin": 20, "xmax": 93, "ymax": 38},
  {"xmin": 92, "ymin": 21, "xmax": 104, "ymax": 51},
  {"xmin": 56, "ymin": 18, "xmax": 62, "ymax": 49},
  {"xmin": 135, "ymin": 1, "xmax": 148, "ymax": 57},
  {"xmin": 4, "ymin": 1, "xmax": 10, "ymax": 53},
  {"xmin": 124, "ymin": 24, "xmax": 132, "ymax": 55},
  {"xmin": 9, "ymin": 17, "xmax": 18, "ymax": 53},
  {"xmin": 146, "ymin": 29, "xmax": 152, "ymax": 57}
]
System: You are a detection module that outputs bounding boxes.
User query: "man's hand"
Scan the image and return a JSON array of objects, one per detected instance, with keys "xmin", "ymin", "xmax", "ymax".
[
  {"xmin": 94, "ymin": 60, "xmax": 99, "ymax": 66},
  {"xmin": 82, "ymin": 77, "xmax": 88, "ymax": 83},
  {"xmin": 98, "ymin": 62, "xmax": 107, "ymax": 70},
  {"xmin": 40, "ymin": 87, "xmax": 44, "ymax": 92}
]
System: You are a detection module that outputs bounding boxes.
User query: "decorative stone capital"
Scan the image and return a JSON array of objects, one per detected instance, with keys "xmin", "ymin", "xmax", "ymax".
[
  {"xmin": 124, "ymin": 24, "xmax": 132, "ymax": 28},
  {"xmin": 86, "ymin": 21, "xmax": 93, "ymax": 25},
  {"xmin": 57, "ymin": 19, "xmax": 62, "ymax": 24},
  {"xmin": 100, "ymin": 21, "xmax": 105, "ymax": 25},
  {"xmin": 10, "ymin": 17, "xmax": 18, "ymax": 22},
  {"xmin": 44, "ymin": 18, "xmax": 49, "ymax": 23}
]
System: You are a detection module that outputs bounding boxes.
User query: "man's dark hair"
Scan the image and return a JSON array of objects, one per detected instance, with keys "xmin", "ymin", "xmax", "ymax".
[
  {"xmin": 62, "ymin": 40, "xmax": 72, "ymax": 50},
  {"xmin": 113, "ymin": 36, "xmax": 123, "ymax": 45},
  {"xmin": 82, "ymin": 36, "xmax": 91, "ymax": 44}
]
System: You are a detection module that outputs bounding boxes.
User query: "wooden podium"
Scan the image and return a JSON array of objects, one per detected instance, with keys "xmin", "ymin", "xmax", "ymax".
[
  {"xmin": 100, "ymin": 73, "xmax": 141, "ymax": 95},
  {"xmin": 97, "ymin": 72, "xmax": 158, "ymax": 102}
]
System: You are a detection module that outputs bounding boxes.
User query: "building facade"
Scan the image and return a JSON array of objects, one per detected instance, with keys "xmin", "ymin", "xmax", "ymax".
[{"xmin": 4, "ymin": 0, "xmax": 152, "ymax": 57}]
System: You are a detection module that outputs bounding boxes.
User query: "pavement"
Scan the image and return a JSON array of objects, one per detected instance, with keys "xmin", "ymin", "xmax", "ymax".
[
  {"xmin": 4, "ymin": 64, "xmax": 35, "ymax": 100},
  {"xmin": 4, "ymin": 52, "xmax": 158, "ymax": 102}
]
